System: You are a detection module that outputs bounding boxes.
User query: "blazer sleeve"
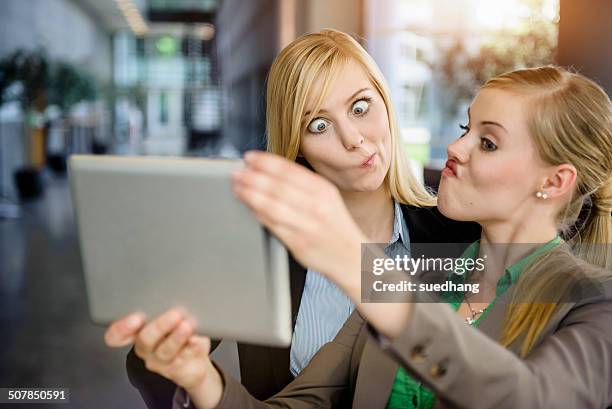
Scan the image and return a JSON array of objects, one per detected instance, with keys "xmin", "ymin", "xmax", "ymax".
[
  {"xmin": 173, "ymin": 312, "xmax": 366, "ymax": 409},
  {"xmin": 371, "ymin": 281, "xmax": 612, "ymax": 409},
  {"xmin": 127, "ymin": 340, "xmax": 222, "ymax": 409}
]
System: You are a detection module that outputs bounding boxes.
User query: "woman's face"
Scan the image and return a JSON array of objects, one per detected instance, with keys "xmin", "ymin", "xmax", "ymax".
[
  {"xmin": 437, "ymin": 88, "xmax": 550, "ymax": 224},
  {"xmin": 299, "ymin": 61, "xmax": 392, "ymax": 193}
]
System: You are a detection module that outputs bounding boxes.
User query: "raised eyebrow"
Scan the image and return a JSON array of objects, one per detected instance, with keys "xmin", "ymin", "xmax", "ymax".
[
  {"xmin": 304, "ymin": 87, "xmax": 372, "ymax": 117},
  {"xmin": 346, "ymin": 87, "xmax": 371, "ymax": 104}
]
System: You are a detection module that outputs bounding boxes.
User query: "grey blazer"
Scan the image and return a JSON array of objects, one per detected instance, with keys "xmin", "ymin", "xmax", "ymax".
[{"xmin": 174, "ymin": 277, "xmax": 612, "ymax": 409}]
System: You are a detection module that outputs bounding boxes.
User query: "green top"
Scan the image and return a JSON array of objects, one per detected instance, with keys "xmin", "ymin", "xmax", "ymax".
[{"xmin": 385, "ymin": 237, "xmax": 562, "ymax": 409}]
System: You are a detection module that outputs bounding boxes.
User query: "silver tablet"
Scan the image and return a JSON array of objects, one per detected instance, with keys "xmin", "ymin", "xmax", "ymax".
[{"xmin": 69, "ymin": 155, "xmax": 292, "ymax": 347}]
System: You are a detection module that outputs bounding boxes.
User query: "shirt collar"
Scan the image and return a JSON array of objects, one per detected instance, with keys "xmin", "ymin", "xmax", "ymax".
[
  {"xmin": 388, "ymin": 201, "xmax": 410, "ymax": 250},
  {"xmin": 458, "ymin": 236, "xmax": 563, "ymax": 295}
]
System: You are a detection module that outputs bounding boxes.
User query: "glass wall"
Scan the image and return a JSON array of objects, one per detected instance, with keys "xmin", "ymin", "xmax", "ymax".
[
  {"xmin": 366, "ymin": 0, "xmax": 559, "ymax": 169},
  {"xmin": 113, "ymin": 25, "xmax": 221, "ymax": 156}
]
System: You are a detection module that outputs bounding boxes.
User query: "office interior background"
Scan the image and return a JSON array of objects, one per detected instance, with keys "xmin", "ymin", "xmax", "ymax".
[{"xmin": 0, "ymin": 0, "xmax": 611, "ymax": 407}]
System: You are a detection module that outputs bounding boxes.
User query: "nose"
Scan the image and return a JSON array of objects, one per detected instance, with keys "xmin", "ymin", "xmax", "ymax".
[
  {"xmin": 447, "ymin": 135, "xmax": 470, "ymax": 164},
  {"xmin": 337, "ymin": 119, "xmax": 364, "ymax": 150}
]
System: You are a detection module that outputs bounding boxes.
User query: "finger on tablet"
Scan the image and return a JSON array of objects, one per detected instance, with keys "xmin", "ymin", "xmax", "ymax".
[
  {"xmin": 243, "ymin": 151, "xmax": 313, "ymax": 187},
  {"xmin": 233, "ymin": 168, "xmax": 310, "ymax": 211},
  {"xmin": 183, "ymin": 335, "xmax": 211, "ymax": 359},
  {"xmin": 233, "ymin": 182, "xmax": 303, "ymax": 236},
  {"xmin": 104, "ymin": 312, "xmax": 146, "ymax": 347},
  {"xmin": 242, "ymin": 151, "xmax": 334, "ymax": 199},
  {"xmin": 154, "ymin": 319, "xmax": 193, "ymax": 362},
  {"xmin": 136, "ymin": 308, "xmax": 184, "ymax": 355}
]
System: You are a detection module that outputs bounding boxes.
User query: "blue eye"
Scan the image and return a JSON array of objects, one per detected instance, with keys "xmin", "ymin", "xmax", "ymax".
[
  {"xmin": 307, "ymin": 118, "xmax": 329, "ymax": 133},
  {"xmin": 352, "ymin": 99, "xmax": 370, "ymax": 115}
]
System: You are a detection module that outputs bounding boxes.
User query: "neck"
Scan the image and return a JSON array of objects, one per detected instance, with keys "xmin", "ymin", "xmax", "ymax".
[
  {"xmin": 475, "ymin": 215, "xmax": 558, "ymax": 286},
  {"xmin": 480, "ymin": 209, "xmax": 558, "ymax": 244},
  {"xmin": 339, "ymin": 185, "xmax": 395, "ymax": 243}
]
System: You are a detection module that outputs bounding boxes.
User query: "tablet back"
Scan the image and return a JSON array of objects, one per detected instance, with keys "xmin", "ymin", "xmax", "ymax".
[{"xmin": 69, "ymin": 155, "xmax": 292, "ymax": 347}]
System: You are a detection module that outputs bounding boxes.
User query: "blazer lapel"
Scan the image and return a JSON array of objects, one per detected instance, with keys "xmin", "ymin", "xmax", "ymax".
[
  {"xmin": 288, "ymin": 255, "xmax": 307, "ymax": 329},
  {"xmin": 352, "ymin": 338, "xmax": 399, "ymax": 409},
  {"xmin": 476, "ymin": 288, "xmax": 577, "ymax": 355},
  {"xmin": 269, "ymin": 255, "xmax": 307, "ymax": 387}
]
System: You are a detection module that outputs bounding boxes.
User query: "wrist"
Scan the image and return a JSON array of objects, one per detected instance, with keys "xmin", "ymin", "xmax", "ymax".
[
  {"xmin": 185, "ymin": 360, "xmax": 224, "ymax": 409},
  {"xmin": 327, "ymin": 234, "xmax": 366, "ymax": 302}
]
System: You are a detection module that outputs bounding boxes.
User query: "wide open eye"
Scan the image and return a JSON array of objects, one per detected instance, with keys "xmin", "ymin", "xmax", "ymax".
[
  {"xmin": 307, "ymin": 118, "xmax": 330, "ymax": 134},
  {"xmin": 351, "ymin": 99, "xmax": 370, "ymax": 116}
]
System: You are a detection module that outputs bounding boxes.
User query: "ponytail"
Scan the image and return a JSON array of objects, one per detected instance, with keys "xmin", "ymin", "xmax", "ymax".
[{"xmin": 576, "ymin": 177, "xmax": 612, "ymax": 269}]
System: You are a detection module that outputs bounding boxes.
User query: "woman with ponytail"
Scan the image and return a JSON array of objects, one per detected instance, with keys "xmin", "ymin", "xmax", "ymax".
[{"xmin": 108, "ymin": 65, "xmax": 612, "ymax": 409}]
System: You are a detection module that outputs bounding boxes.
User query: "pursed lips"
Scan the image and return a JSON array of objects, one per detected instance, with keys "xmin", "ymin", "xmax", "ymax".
[
  {"xmin": 361, "ymin": 153, "xmax": 376, "ymax": 167},
  {"xmin": 442, "ymin": 159, "xmax": 458, "ymax": 177}
]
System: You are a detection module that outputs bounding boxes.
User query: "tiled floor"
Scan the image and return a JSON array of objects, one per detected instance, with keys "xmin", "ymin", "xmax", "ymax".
[{"xmin": 0, "ymin": 173, "xmax": 147, "ymax": 408}]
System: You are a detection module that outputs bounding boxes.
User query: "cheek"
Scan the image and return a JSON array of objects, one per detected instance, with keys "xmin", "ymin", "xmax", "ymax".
[
  {"xmin": 365, "ymin": 109, "xmax": 392, "ymax": 158},
  {"xmin": 439, "ymin": 154, "xmax": 535, "ymax": 221},
  {"xmin": 300, "ymin": 136, "xmax": 337, "ymax": 164},
  {"xmin": 299, "ymin": 136, "xmax": 350, "ymax": 185},
  {"xmin": 471, "ymin": 155, "xmax": 533, "ymax": 193},
  {"xmin": 368, "ymin": 107, "xmax": 391, "ymax": 142}
]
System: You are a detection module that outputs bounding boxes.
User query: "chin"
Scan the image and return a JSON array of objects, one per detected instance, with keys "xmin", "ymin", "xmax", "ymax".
[
  {"xmin": 437, "ymin": 193, "xmax": 472, "ymax": 222},
  {"xmin": 355, "ymin": 172, "xmax": 386, "ymax": 192}
]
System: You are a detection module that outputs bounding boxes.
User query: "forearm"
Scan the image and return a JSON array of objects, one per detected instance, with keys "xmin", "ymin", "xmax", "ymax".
[{"xmin": 327, "ymin": 238, "xmax": 412, "ymax": 339}]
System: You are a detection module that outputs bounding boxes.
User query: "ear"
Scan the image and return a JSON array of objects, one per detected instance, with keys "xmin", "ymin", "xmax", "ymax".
[{"xmin": 540, "ymin": 164, "xmax": 577, "ymax": 199}]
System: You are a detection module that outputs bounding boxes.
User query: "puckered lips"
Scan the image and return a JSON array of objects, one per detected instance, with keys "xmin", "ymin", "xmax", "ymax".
[{"xmin": 442, "ymin": 159, "xmax": 457, "ymax": 177}]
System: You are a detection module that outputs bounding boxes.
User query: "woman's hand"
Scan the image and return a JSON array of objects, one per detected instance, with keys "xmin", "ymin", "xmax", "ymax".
[
  {"xmin": 104, "ymin": 309, "xmax": 223, "ymax": 409},
  {"xmin": 232, "ymin": 151, "xmax": 412, "ymax": 339},
  {"xmin": 232, "ymin": 151, "xmax": 366, "ymax": 287}
]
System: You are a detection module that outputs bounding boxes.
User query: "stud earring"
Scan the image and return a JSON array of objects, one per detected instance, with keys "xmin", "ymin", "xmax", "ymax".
[{"xmin": 536, "ymin": 191, "xmax": 548, "ymax": 199}]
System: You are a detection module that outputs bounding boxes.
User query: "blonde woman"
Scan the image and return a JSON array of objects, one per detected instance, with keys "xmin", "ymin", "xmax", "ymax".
[
  {"xmin": 105, "ymin": 29, "xmax": 479, "ymax": 408},
  {"xmin": 115, "ymin": 64, "xmax": 612, "ymax": 408}
]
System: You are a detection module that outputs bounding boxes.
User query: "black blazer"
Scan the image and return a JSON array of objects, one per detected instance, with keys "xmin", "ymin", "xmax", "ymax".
[{"xmin": 125, "ymin": 205, "xmax": 480, "ymax": 408}]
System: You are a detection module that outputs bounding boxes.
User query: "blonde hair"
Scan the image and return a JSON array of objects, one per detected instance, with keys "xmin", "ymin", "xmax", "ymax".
[
  {"xmin": 482, "ymin": 66, "xmax": 612, "ymax": 356},
  {"xmin": 265, "ymin": 29, "xmax": 435, "ymax": 207}
]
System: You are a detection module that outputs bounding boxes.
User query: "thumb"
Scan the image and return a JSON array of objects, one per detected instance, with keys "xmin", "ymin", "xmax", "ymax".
[{"xmin": 104, "ymin": 313, "xmax": 146, "ymax": 347}]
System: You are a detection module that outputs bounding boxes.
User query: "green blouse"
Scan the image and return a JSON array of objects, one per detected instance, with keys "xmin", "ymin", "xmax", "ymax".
[{"xmin": 385, "ymin": 237, "xmax": 562, "ymax": 409}]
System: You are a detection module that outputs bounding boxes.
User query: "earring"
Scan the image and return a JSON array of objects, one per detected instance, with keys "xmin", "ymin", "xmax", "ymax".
[{"xmin": 536, "ymin": 191, "xmax": 548, "ymax": 199}]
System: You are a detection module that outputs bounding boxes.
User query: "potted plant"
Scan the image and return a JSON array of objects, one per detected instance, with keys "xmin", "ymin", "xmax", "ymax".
[
  {"xmin": 0, "ymin": 49, "xmax": 50, "ymax": 199},
  {"xmin": 46, "ymin": 61, "xmax": 98, "ymax": 171},
  {"xmin": 0, "ymin": 49, "xmax": 99, "ymax": 198}
]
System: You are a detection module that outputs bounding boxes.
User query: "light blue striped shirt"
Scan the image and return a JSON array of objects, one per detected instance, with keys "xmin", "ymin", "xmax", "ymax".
[{"xmin": 289, "ymin": 201, "xmax": 411, "ymax": 376}]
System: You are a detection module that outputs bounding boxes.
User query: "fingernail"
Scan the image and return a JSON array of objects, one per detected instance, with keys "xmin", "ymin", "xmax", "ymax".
[
  {"xmin": 186, "ymin": 316, "xmax": 198, "ymax": 329},
  {"xmin": 172, "ymin": 308, "xmax": 185, "ymax": 321}
]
